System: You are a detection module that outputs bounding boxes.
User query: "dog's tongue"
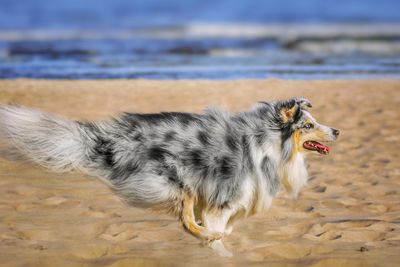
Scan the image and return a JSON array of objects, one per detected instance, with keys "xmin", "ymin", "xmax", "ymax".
[{"xmin": 303, "ymin": 141, "xmax": 331, "ymax": 154}]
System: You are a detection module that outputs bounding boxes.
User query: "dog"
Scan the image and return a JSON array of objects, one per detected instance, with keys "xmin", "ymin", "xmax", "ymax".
[{"xmin": 0, "ymin": 97, "xmax": 339, "ymax": 256}]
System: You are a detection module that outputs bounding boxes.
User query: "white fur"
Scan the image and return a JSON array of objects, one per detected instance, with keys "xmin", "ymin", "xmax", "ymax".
[
  {"xmin": 282, "ymin": 153, "xmax": 308, "ymax": 198},
  {"xmin": 0, "ymin": 106, "xmax": 85, "ymax": 172},
  {"xmin": 202, "ymin": 208, "xmax": 235, "ymax": 257}
]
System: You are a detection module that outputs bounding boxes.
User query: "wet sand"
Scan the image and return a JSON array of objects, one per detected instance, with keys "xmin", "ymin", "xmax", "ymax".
[{"xmin": 0, "ymin": 79, "xmax": 399, "ymax": 266}]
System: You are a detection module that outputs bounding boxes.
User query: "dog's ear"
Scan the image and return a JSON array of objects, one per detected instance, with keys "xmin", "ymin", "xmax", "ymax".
[
  {"xmin": 294, "ymin": 96, "xmax": 312, "ymax": 110},
  {"xmin": 278, "ymin": 97, "xmax": 311, "ymax": 123},
  {"xmin": 279, "ymin": 98, "xmax": 299, "ymax": 123},
  {"xmin": 278, "ymin": 96, "xmax": 312, "ymax": 123}
]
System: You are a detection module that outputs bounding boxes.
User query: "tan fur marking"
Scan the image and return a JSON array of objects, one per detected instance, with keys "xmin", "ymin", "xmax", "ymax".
[
  {"xmin": 293, "ymin": 130, "xmax": 302, "ymax": 153},
  {"xmin": 282, "ymin": 168, "xmax": 292, "ymax": 193},
  {"xmin": 314, "ymin": 128, "xmax": 329, "ymax": 140},
  {"xmin": 282, "ymin": 130, "xmax": 301, "ymax": 193},
  {"xmin": 181, "ymin": 193, "xmax": 222, "ymax": 242},
  {"xmin": 280, "ymin": 105, "xmax": 298, "ymax": 123},
  {"xmin": 249, "ymin": 194, "xmax": 259, "ymax": 216}
]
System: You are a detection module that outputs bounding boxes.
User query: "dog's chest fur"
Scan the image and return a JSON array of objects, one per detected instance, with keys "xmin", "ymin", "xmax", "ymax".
[
  {"xmin": 281, "ymin": 152, "xmax": 308, "ymax": 199},
  {"xmin": 234, "ymin": 139, "xmax": 278, "ymax": 216},
  {"xmin": 237, "ymin": 140, "xmax": 308, "ymax": 217}
]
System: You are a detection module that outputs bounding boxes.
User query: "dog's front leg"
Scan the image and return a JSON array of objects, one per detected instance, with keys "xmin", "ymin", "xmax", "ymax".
[
  {"xmin": 202, "ymin": 208, "xmax": 235, "ymax": 257},
  {"xmin": 180, "ymin": 192, "xmax": 223, "ymax": 242}
]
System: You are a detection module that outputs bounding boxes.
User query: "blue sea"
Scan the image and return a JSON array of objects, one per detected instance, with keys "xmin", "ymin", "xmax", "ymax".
[{"xmin": 0, "ymin": 0, "xmax": 399, "ymax": 79}]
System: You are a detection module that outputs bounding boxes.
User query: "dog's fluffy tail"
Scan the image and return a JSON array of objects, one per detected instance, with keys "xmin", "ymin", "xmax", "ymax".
[{"xmin": 0, "ymin": 105, "xmax": 92, "ymax": 174}]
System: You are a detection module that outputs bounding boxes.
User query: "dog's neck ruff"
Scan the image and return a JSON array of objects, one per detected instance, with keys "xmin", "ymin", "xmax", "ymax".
[{"xmin": 281, "ymin": 152, "xmax": 308, "ymax": 198}]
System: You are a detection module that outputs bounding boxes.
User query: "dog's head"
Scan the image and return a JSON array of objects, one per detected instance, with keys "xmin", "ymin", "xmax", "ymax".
[{"xmin": 277, "ymin": 97, "xmax": 340, "ymax": 156}]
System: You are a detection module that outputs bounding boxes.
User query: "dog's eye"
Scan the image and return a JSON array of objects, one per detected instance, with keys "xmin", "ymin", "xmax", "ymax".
[{"xmin": 304, "ymin": 123, "xmax": 314, "ymax": 129}]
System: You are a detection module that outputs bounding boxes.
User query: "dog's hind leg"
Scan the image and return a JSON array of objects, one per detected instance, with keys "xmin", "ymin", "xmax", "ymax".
[
  {"xmin": 202, "ymin": 208, "xmax": 235, "ymax": 257},
  {"xmin": 180, "ymin": 192, "xmax": 223, "ymax": 242}
]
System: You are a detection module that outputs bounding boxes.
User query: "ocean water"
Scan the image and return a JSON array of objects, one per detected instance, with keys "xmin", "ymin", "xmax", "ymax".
[{"xmin": 0, "ymin": 0, "xmax": 399, "ymax": 79}]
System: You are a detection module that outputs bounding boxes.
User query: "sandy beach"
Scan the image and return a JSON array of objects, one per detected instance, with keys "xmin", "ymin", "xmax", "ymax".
[{"xmin": 0, "ymin": 79, "xmax": 399, "ymax": 267}]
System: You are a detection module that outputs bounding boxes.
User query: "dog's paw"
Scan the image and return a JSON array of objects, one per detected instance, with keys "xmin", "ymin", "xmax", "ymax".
[
  {"xmin": 217, "ymin": 248, "xmax": 233, "ymax": 258},
  {"xmin": 209, "ymin": 240, "xmax": 233, "ymax": 257},
  {"xmin": 208, "ymin": 231, "xmax": 223, "ymax": 242},
  {"xmin": 203, "ymin": 230, "xmax": 223, "ymax": 242}
]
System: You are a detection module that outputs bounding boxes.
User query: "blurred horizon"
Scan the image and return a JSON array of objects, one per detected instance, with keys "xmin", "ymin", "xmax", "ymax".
[
  {"xmin": 0, "ymin": 0, "xmax": 399, "ymax": 79},
  {"xmin": 1, "ymin": 0, "xmax": 400, "ymax": 30}
]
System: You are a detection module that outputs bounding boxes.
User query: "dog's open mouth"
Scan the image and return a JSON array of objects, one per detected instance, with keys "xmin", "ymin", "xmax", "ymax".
[{"xmin": 303, "ymin": 140, "xmax": 331, "ymax": 154}]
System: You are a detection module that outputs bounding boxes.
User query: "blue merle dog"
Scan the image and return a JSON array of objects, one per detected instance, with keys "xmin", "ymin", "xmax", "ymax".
[{"xmin": 0, "ymin": 97, "xmax": 339, "ymax": 256}]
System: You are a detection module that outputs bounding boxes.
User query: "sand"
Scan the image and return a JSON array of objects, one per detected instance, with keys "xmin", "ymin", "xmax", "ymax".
[{"xmin": 0, "ymin": 79, "xmax": 399, "ymax": 267}]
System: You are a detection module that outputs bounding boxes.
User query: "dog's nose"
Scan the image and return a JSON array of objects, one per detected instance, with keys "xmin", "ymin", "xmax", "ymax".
[{"xmin": 332, "ymin": 128, "xmax": 340, "ymax": 137}]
